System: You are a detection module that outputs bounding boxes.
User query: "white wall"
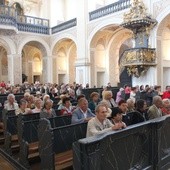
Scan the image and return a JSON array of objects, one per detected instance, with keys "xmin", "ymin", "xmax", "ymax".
[
  {"xmin": 50, "ymin": 0, "xmax": 65, "ymax": 27},
  {"xmin": 65, "ymin": 0, "xmax": 77, "ymax": 20},
  {"xmin": 163, "ymin": 67, "xmax": 170, "ymax": 89},
  {"xmin": 50, "ymin": 0, "xmax": 78, "ymax": 27},
  {"xmin": 132, "ymin": 67, "xmax": 156, "ymax": 86},
  {"xmin": 88, "ymin": 0, "xmax": 118, "ymax": 12}
]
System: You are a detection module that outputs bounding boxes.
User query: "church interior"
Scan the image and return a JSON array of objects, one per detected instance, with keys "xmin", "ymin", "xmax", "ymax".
[{"xmin": 0, "ymin": 0, "xmax": 170, "ymax": 169}]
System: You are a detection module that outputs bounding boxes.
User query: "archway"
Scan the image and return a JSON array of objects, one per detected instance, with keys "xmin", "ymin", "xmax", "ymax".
[
  {"xmin": 52, "ymin": 38, "xmax": 77, "ymax": 85},
  {"xmin": 90, "ymin": 24, "xmax": 133, "ymax": 87},
  {"xmin": 119, "ymin": 38, "xmax": 134, "ymax": 87},
  {"xmin": 157, "ymin": 14, "xmax": 170, "ymax": 89},
  {"xmin": 0, "ymin": 46, "xmax": 8, "ymax": 82},
  {"xmin": 22, "ymin": 41, "xmax": 46, "ymax": 83}
]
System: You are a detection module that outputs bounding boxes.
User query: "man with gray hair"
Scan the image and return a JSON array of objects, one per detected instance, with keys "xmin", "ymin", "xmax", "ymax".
[
  {"xmin": 86, "ymin": 103, "xmax": 125, "ymax": 137},
  {"xmin": 147, "ymin": 96, "xmax": 163, "ymax": 120}
]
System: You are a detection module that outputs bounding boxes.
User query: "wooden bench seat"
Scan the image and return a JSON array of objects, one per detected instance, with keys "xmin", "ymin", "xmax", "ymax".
[
  {"xmin": 10, "ymin": 134, "xmax": 19, "ymax": 151},
  {"xmin": 38, "ymin": 118, "xmax": 87, "ymax": 170},
  {"xmin": 18, "ymin": 116, "xmax": 40, "ymax": 169},
  {"xmin": 28, "ymin": 142, "xmax": 39, "ymax": 155},
  {"xmin": 2, "ymin": 110, "xmax": 18, "ymax": 155},
  {"xmin": 55, "ymin": 150, "xmax": 73, "ymax": 166}
]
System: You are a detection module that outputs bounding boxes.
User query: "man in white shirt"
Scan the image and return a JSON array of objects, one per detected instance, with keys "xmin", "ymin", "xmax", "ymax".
[{"xmin": 86, "ymin": 103, "xmax": 125, "ymax": 137}]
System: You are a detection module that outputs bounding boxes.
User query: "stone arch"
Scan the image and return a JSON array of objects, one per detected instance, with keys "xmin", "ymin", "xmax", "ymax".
[
  {"xmin": 52, "ymin": 37, "xmax": 77, "ymax": 84},
  {"xmin": 0, "ymin": 46, "xmax": 8, "ymax": 82},
  {"xmin": 51, "ymin": 33, "xmax": 77, "ymax": 53},
  {"xmin": 18, "ymin": 37, "xmax": 50, "ymax": 83},
  {"xmin": 88, "ymin": 18, "xmax": 123, "ymax": 48},
  {"xmin": 0, "ymin": 37, "xmax": 16, "ymax": 54},
  {"xmin": 18, "ymin": 36, "xmax": 50, "ymax": 56},
  {"xmin": 156, "ymin": 5, "xmax": 170, "ymax": 26},
  {"xmin": 89, "ymin": 22, "xmax": 131, "ymax": 87},
  {"xmin": 68, "ymin": 43, "xmax": 77, "ymax": 84},
  {"xmin": 107, "ymin": 29, "xmax": 133, "ymax": 86},
  {"xmin": 156, "ymin": 11, "xmax": 170, "ymax": 89}
]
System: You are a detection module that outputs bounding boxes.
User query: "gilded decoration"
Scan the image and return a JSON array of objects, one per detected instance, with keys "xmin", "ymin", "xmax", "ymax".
[
  {"xmin": 120, "ymin": 0, "xmax": 157, "ymax": 78},
  {"xmin": 123, "ymin": 0, "xmax": 148, "ymax": 23}
]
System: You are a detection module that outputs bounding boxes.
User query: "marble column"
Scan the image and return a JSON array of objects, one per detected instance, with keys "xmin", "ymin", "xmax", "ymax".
[
  {"xmin": 90, "ymin": 48, "xmax": 95, "ymax": 87},
  {"xmin": 7, "ymin": 54, "xmax": 14, "ymax": 85},
  {"xmin": 52, "ymin": 55, "xmax": 57, "ymax": 83},
  {"xmin": 8, "ymin": 54, "xmax": 22, "ymax": 85},
  {"xmin": 76, "ymin": 0, "xmax": 91, "ymax": 87},
  {"xmin": 42, "ymin": 56, "xmax": 53, "ymax": 83}
]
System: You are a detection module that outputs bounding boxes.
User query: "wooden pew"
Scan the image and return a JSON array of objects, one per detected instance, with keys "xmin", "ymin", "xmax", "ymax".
[
  {"xmin": 2, "ymin": 109, "xmax": 18, "ymax": 155},
  {"xmin": 55, "ymin": 109, "xmax": 62, "ymax": 116},
  {"xmin": 48, "ymin": 114, "xmax": 72, "ymax": 128},
  {"xmin": 17, "ymin": 115, "xmax": 40, "ymax": 169},
  {"xmin": 73, "ymin": 116, "xmax": 170, "ymax": 170},
  {"xmin": 3, "ymin": 111, "xmax": 40, "ymax": 156},
  {"xmin": 73, "ymin": 121, "xmax": 153, "ymax": 170},
  {"xmin": 81, "ymin": 87, "xmax": 119, "ymax": 101},
  {"xmin": 0, "ymin": 94, "xmax": 7, "ymax": 106},
  {"xmin": 0, "ymin": 106, "xmax": 5, "ymax": 144},
  {"xmin": 38, "ymin": 118, "xmax": 87, "ymax": 170},
  {"xmin": 17, "ymin": 113, "xmax": 72, "ymax": 168}
]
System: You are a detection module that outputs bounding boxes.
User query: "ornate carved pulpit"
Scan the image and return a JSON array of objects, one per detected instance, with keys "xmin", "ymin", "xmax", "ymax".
[{"xmin": 120, "ymin": 0, "xmax": 157, "ymax": 77}]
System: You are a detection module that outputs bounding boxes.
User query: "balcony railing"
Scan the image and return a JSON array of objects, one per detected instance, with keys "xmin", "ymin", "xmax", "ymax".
[
  {"xmin": 89, "ymin": 0, "xmax": 131, "ymax": 21},
  {"xmin": 0, "ymin": 5, "xmax": 17, "ymax": 27},
  {"xmin": 17, "ymin": 15, "xmax": 49, "ymax": 27},
  {"xmin": 17, "ymin": 15, "xmax": 49, "ymax": 34},
  {"xmin": 0, "ymin": 0, "xmax": 130, "ymax": 34},
  {"xmin": 52, "ymin": 18, "xmax": 77, "ymax": 34},
  {"xmin": 0, "ymin": 5, "xmax": 49, "ymax": 34}
]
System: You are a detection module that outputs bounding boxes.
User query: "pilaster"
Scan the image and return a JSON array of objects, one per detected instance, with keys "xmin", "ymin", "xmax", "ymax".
[
  {"xmin": 7, "ymin": 54, "xmax": 14, "ymax": 85},
  {"xmin": 42, "ymin": 56, "xmax": 53, "ymax": 83},
  {"xmin": 76, "ymin": 0, "xmax": 90, "ymax": 86},
  {"xmin": 8, "ymin": 54, "xmax": 22, "ymax": 85}
]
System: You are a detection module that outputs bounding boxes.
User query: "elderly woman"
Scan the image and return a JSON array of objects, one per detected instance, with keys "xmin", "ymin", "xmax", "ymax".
[
  {"xmin": 32, "ymin": 98, "xmax": 42, "ymax": 113},
  {"xmin": 27, "ymin": 94, "xmax": 35, "ymax": 109},
  {"xmin": 40, "ymin": 99, "xmax": 56, "ymax": 118},
  {"xmin": 126, "ymin": 98, "xmax": 135, "ymax": 112},
  {"xmin": 101, "ymin": 91, "xmax": 117, "ymax": 108},
  {"xmin": 15, "ymin": 99, "xmax": 32, "ymax": 115},
  {"xmin": 161, "ymin": 98, "xmax": 170, "ymax": 115},
  {"xmin": 116, "ymin": 88, "xmax": 124, "ymax": 104},
  {"xmin": 42, "ymin": 94, "xmax": 50, "ymax": 107},
  {"xmin": 4, "ymin": 94, "xmax": 19, "ymax": 111}
]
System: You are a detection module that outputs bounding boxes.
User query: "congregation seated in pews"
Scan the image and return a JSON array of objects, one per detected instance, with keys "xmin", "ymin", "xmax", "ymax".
[{"xmin": 0, "ymin": 83, "xmax": 170, "ymax": 170}]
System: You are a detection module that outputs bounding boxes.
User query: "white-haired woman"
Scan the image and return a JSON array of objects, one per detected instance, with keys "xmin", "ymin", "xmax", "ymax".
[{"xmin": 4, "ymin": 94, "xmax": 19, "ymax": 111}]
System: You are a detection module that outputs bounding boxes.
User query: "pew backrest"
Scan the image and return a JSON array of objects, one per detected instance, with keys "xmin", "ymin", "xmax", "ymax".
[
  {"xmin": 2, "ymin": 109, "xmax": 17, "ymax": 135},
  {"xmin": 48, "ymin": 114, "xmax": 72, "ymax": 128},
  {"xmin": 17, "ymin": 115, "xmax": 39, "ymax": 144},
  {"xmin": 38, "ymin": 118, "xmax": 87, "ymax": 169},
  {"xmin": 73, "ymin": 122, "xmax": 153, "ymax": 170},
  {"xmin": 21, "ymin": 112, "xmax": 40, "ymax": 121},
  {"xmin": 53, "ymin": 122, "xmax": 87, "ymax": 153}
]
